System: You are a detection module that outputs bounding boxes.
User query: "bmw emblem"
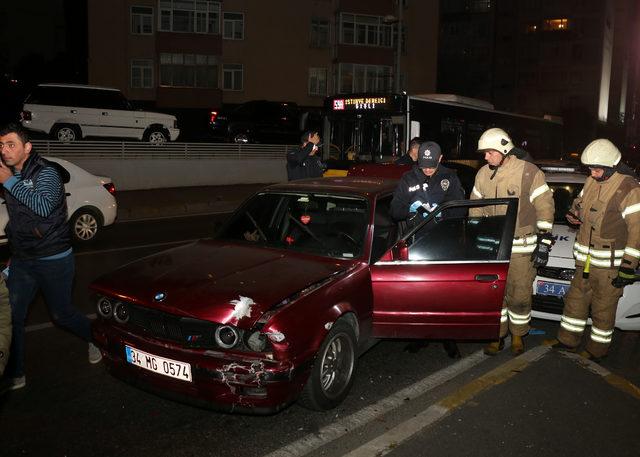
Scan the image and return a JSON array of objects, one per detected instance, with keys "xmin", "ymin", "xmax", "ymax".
[{"xmin": 154, "ymin": 292, "xmax": 167, "ymax": 302}]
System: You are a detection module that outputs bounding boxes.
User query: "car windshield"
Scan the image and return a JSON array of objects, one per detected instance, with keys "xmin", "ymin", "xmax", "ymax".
[
  {"xmin": 550, "ymin": 182, "xmax": 583, "ymax": 223},
  {"xmin": 217, "ymin": 192, "xmax": 369, "ymax": 259}
]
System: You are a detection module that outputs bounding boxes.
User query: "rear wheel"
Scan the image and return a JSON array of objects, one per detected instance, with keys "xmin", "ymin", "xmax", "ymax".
[
  {"xmin": 299, "ymin": 320, "xmax": 357, "ymax": 411},
  {"xmin": 51, "ymin": 124, "xmax": 80, "ymax": 142},
  {"xmin": 70, "ymin": 208, "xmax": 102, "ymax": 243}
]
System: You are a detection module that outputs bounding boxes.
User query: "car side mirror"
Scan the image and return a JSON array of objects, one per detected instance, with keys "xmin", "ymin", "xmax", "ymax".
[{"xmin": 392, "ymin": 239, "xmax": 409, "ymax": 261}]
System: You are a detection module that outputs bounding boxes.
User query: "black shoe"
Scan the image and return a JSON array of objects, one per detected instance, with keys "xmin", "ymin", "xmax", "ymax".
[{"xmin": 443, "ymin": 340, "xmax": 461, "ymax": 359}]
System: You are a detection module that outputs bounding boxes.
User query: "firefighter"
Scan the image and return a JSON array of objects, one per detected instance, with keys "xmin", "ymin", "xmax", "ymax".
[
  {"xmin": 555, "ymin": 139, "xmax": 640, "ymax": 361},
  {"xmin": 470, "ymin": 128, "xmax": 555, "ymax": 355}
]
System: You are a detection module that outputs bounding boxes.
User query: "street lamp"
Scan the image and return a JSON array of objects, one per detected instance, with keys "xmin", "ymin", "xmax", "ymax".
[{"xmin": 384, "ymin": 2, "xmax": 403, "ymax": 93}]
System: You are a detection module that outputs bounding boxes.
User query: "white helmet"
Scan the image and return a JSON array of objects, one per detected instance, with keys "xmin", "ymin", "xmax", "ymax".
[
  {"xmin": 477, "ymin": 128, "xmax": 514, "ymax": 155},
  {"xmin": 580, "ymin": 139, "xmax": 621, "ymax": 168}
]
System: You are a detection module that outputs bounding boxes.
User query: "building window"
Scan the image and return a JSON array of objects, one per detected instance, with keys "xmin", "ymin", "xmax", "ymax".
[
  {"xmin": 308, "ymin": 68, "xmax": 327, "ymax": 96},
  {"xmin": 468, "ymin": 0, "xmax": 492, "ymax": 12},
  {"xmin": 339, "ymin": 13, "xmax": 392, "ymax": 47},
  {"xmin": 159, "ymin": 0, "xmax": 220, "ymax": 34},
  {"xmin": 543, "ymin": 18, "xmax": 570, "ymax": 31},
  {"xmin": 131, "ymin": 6, "xmax": 153, "ymax": 34},
  {"xmin": 223, "ymin": 12, "xmax": 244, "ymax": 39},
  {"xmin": 159, "ymin": 53, "xmax": 218, "ymax": 88},
  {"xmin": 338, "ymin": 63, "xmax": 392, "ymax": 93},
  {"xmin": 525, "ymin": 24, "xmax": 537, "ymax": 33},
  {"xmin": 223, "ymin": 64, "xmax": 243, "ymax": 90},
  {"xmin": 131, "ymin": 59, "xmax": 154, "ymax": 88},
  {"xmin": 310, "ymin": 18, "xmax": 330, "ymax": 48}
]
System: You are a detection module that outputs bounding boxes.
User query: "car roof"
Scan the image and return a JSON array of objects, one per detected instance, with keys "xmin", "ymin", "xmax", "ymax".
[
  {"xmin": 265, "ymin": 177, "xmax": 398, "ymax": 196},
  {"xmin": 544, "ymin": 171, "xmax": 587, "ymax": 184}
]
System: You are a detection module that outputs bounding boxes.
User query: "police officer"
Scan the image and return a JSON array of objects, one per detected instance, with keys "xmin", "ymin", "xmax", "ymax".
[
  {"xmin": 470, "ymin": 128, "xmax": 555, "ymax": 355},
  {"xmin": 390, "ymin": 141, "xmax": 464, "ymax": 228},
  {"xmin": 554, "ymin": 139, "xmax": 640, "ymax": 361},
  {"xmin": 395, "ymin": 137, "xmax": 421, "ymax": 166}
]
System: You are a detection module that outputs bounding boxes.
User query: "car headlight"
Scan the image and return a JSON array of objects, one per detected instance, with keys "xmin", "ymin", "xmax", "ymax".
[
  {"xmin": 215, "ymin": 325, "xmax": 240, "ymax": 349},
  {"xmin": 113, "ymin": 301, "xmax": 130, "ymax": 323},
  {"xmin": 97, "ymin": 297, "xmax": 113, "ymax": 318},
  {"xmin": 246, "ymin": 331, "xmax": 268, "ymax": 352}
]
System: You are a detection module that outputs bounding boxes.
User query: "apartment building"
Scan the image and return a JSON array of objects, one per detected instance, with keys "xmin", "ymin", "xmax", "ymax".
[
  {"xmin": 438, "ymin": 0, "xmax": 639, "ymax": 154},
  {"xmin": 87, "ymin": 0, "xmax": 439, "ymax": 112}
]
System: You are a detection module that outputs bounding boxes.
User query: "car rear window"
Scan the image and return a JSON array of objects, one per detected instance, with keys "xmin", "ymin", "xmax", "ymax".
[{"xmin": 550, "ymin": 183, "xmax": 583, "ymax": 223}]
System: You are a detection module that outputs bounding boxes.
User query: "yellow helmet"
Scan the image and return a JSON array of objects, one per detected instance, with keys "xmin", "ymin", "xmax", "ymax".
[
  {"xmin": 580, "ymin": 139, "xmax": 621, "ymax": 168},
  {"xmin": 477, "ymin": 128, "xmax": 514, "ymax": 155}
]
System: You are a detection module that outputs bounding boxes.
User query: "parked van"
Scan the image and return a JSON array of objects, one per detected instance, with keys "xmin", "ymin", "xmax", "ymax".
[{"xmin": 21, "ymin": 84, "xmax": 180, "ymax": 143}]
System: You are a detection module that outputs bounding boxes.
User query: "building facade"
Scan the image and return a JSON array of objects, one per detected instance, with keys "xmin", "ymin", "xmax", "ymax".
[
  {"xmin": 88, "ymin": 0, "xmax": 439, "ymax": 112},
  {"xmin": 438, "ymin": 0, "xmax": 639, "ymax": 157}
]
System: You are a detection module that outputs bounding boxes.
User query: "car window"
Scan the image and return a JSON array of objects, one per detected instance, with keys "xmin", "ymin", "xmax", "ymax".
[
  {"xmin": 550, "ymin": 182, "xmax": 582, "ymax": 223},
  {"xmin": 26, "ymin": 87, "xmax": 79, "ymax": 106},
  {"xmin": 217, "ymin": 192, "xmax": 369, "ymax": 259},
  {"xmin": 407, "ymin": 204, "xmax": 509, "ymax": 261},
  {"xmin": 371, "ymin": 195, "xmax": 397, "ymax": 262},
  {"xmin": 85, "ymin": 89, "xmax": 130, "ymax": 110}
]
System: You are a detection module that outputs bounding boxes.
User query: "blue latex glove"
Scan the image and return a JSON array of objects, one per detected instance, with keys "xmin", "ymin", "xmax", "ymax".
[{"xmin": 409, "ymin": 200, "xmax": 423, "ymax": 213}]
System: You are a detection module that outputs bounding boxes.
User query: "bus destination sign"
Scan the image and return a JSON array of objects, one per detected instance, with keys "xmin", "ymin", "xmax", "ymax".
[{"xmin": 332, "ymin": 97, "xmax": 389, "ymax": 111}]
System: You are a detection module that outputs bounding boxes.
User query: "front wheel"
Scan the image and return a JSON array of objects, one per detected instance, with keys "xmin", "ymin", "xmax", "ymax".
[
  {"xmin": 70, "ymin": 208, "xmax": 102, "ymax": 243},
  {"xmin": 299, "ymin": 320, "xmax": 357, "ymax": 411},
  {"xmin": 144, "ymin": 128, "xmax": 169, "ymax": 144}
]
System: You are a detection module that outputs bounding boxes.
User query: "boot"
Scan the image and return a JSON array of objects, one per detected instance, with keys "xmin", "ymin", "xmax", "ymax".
[
  {"xmin": 483, "ymin": 338, "xmax": 504, "ymax": 356},
  {"xmin": 511, "ymin": 334, "xmax": 525, "ymax": 355}
]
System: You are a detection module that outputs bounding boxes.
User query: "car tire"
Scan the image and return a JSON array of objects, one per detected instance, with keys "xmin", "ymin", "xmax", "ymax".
[
  {"xmin": 70, "ymin": 207, "xmax": 102, "ymax": 243},
  {"xmin": 143, "ymin": 127, "xmax": 169, "ymax": 144},
  {"xmin": 51, "ymin": 124, "xmax": 81, "ymax": 142},
  {"xmin": 299, "ymin": 319, "xmax": 357, "ymax": 411},
  {"xmin": 232, "ymin": 132, "xmax": 250, "ymax": 144}
]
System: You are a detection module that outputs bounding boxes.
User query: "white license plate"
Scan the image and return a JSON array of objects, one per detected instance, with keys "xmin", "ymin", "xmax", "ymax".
[
  {"xmin": 125, "ymin": 345, "xmax": 192, "ymax": 382},
  {"xmin": 536, "ymin": 280, "xmax": 569, "ymax": 298}
]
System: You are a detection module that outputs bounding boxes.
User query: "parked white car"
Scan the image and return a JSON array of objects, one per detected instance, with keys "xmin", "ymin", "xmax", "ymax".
[
  {"xmin": 532, "ymin": 165, "xmax": 640, "ymax": 331},
  {"xmin": 0, "ymin": 157, "xmax": 118, "ymax": 244},
  {"xmin": 21, "ymin": 84, "xmax": 180, "ymax": 143}
]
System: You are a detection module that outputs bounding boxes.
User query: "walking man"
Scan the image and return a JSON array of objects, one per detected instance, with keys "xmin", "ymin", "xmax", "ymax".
[{"xmin": 0, "ymin": 123, "xmax": 101, "ymax": 393}]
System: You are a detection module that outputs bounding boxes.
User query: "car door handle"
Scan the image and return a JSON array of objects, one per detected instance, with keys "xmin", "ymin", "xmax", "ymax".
[
  {"xmin": 475, "ymin": 274, "xmax": 499, "ymax": 282},
  {"xmin": 70, "ymin": 109, "xmax": 77, "ymax": 114},
  {"xmin": 102, "ymin": 112, "xmax": 109, "ymax": 116}
]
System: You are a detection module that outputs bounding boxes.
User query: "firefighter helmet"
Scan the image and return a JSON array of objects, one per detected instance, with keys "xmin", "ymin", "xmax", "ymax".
[
  {"xmin": 580, "ymin": 139, "xmax": 621, "ymax": 168},
  {"xmin": 477, "ymin": 128, "xmax": 514, "ymax": 155}
]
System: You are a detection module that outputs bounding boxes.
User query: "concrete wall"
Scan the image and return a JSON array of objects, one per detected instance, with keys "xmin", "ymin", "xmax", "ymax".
[{"xmin": 64, "ymin": 157, "xmax": 287, "ymax": 190}]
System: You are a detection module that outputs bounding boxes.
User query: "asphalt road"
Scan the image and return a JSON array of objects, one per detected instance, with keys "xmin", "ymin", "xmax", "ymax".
[{"xmin": 1, "ymin": 214, "xmax": 639, "ymax": 457}]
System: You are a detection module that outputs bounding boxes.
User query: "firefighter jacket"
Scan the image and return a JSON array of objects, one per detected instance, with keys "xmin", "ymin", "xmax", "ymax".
[
  {"xmin": 470, "ymin": 156, "xmax": 554, "ymax": 254},
  {"xmin": 570, "ymin": 171, "xmax": 640, "ymax": 270}
]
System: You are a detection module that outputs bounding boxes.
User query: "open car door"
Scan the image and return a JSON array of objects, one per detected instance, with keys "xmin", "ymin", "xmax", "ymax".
[{"xmin": 370, "ymin": 198, "xmax": 518, "ymax": 340}]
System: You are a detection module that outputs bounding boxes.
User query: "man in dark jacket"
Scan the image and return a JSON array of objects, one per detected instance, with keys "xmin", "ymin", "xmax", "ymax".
[
  {"xmin": 286, "ymin": 130, "xmax": 324, "ymax": 180},
  {"xmin": 390, "ymin": 141, "xmax": 465, "ymax": 228},
  {"xmin": 395, "ymin": 137, "xmax": 421, "ymax": 166},
  {"xmin": 0, "ymin": 123, "xmax": 102, "ymax": 393}
]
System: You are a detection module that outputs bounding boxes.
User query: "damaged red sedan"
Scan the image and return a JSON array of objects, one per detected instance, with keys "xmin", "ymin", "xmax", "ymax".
[{"xmin": 91, "ymin": 177, "xmax": 517, "ymax": 413}]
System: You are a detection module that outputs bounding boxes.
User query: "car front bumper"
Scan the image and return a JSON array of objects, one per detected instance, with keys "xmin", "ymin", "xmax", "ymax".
[{"xmin": 93, "ymin": 321, "xmax": 310, "ymax": 414}]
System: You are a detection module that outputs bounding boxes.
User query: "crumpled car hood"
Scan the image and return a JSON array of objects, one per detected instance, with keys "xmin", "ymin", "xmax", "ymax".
[{"xmin": 91, "ymin": 240, "xmax": 355, "ymax": 328}]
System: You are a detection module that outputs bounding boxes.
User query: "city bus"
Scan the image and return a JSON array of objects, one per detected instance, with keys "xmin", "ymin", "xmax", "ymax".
[{"xmin": 322, "ymin": 93, "xmax": 564, "ymax": 174}]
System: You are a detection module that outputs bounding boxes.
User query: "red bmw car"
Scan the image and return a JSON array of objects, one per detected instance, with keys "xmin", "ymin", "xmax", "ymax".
[{"xmin": 90, "ymin": 177, "xmax": 517, "ymax": 413}]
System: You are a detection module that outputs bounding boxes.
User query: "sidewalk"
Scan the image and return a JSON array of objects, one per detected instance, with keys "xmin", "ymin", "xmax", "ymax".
[{"xmin": 115, "ymin": 183, "xmax": 270, "ymax": 222}]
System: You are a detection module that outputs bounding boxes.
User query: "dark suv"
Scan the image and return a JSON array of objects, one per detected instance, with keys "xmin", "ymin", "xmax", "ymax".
[{"xmin": 209, "ymin": 100, "xmax": 303, "ymax": 144}]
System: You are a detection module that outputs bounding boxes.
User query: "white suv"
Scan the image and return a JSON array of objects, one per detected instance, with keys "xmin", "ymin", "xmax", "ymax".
[
  {"xmin": 531, "ymin": 164, "xmax": 640, "ymax": 331},
  {"xmin": 21, "ymin": 84, "xmax": 180, "ymax": 143}
]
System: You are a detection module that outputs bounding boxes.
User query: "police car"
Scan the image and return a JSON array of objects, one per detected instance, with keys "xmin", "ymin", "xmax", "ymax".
[{"xmin": 531, "ymin": 163, "xmax": 640, "ymax": 331}]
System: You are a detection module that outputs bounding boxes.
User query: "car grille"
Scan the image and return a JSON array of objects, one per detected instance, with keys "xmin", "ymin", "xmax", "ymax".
[
  {"xmin": 127, "ymin": 304, "xmax": 219, "ymax": 349},
  {"xmin": 537, "ymin": 266, "xmax": 575, "ymax": 281}
]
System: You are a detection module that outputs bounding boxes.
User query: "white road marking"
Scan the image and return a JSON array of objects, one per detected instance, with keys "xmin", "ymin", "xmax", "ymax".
[{"xmin": 262, "ymin": 350, "xmax": 488, "ymax": 457}]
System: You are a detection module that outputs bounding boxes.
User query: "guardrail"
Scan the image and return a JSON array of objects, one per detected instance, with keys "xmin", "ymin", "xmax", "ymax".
[{"xmin": 31, "ymin": 140, "xmax": 295, "ymax": 160}]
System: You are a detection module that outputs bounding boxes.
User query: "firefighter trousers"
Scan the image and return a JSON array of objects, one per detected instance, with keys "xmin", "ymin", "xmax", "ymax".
[
  {"xmin": 557, "ymin": 266, "xmax": 622, "ymax": 358},
  {"xmin": 500, "ymin": 253, "xmax": 536, "ymax": 338}
]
